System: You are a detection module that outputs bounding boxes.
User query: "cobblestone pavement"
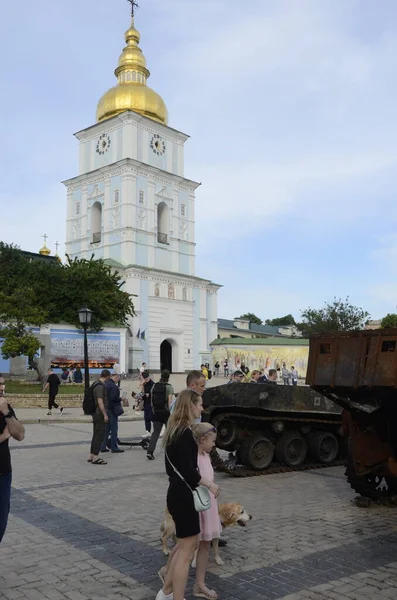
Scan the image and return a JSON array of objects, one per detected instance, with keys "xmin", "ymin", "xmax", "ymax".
[{"xmin": 1, "ymin": 421, "xmax": 397, "ymax": 600}]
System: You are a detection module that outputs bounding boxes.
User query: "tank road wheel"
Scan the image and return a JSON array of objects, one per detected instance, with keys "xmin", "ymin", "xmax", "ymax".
[
  {"xmin": 346, "ymin": 458, "xmax": 397, "ymax": 501},
  {"xmin": 310, "ymin": 431, "xmax": 339, "ymax": 464},
  {"xmin": 216, "ymin": 418, "xmax": 238, "ymax": 450},
  {"xmin": 276, "ymin": 431, "xmax": 308, "ymax": 467},
  {"xmin": 240, "ymin": 435, "xmax": 275, "ymax": 471}
]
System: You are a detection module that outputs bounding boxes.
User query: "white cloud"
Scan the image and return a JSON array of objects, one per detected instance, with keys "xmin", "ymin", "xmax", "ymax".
[
  {"xmin": 2, "ymin": 0, "xmax": 397, "ymax": 321},
  {"xmin": 151, "ymin": 0, "xmax": 397, "ymax": 246}
]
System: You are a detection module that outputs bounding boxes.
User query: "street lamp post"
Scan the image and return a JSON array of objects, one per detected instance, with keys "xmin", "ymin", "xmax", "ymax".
[{"xmin": 78, "ymin": 306, "xmax": 93, "ymax": 396}]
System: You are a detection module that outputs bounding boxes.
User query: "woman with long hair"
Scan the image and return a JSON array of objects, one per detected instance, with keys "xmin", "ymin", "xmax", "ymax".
[{"xmin": 156, "ymin": 389, "xmax": 220, "ymax": 600}]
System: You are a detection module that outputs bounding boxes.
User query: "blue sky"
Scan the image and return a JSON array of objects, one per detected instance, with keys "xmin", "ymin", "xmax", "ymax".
[{"xmin": 1, "ymin": 0, "xmax": 397, "ymax": 322}]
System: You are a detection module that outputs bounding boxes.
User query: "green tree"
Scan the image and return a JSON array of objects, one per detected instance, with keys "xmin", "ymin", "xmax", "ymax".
[
  {"xmin": 0, "ymin": 288, "xmax": 47, "ymax": 379},
  {"xmin": 297, "ymin": 297, "xmax": 369, "ymax": 336},
  {"xmin": 239, "ymin": 313, "xmax": 262, "ymax": 325},
  {"xmin": 265, "ymin": 314, "xmax": 296, "ymax": 327},
  {"xmin": 381, "ymin": 314, "xmax": 397, "ymax": 328},
  {"xmin": 0, "ymin": 244, "xmax": 136, "ymax": 379}
]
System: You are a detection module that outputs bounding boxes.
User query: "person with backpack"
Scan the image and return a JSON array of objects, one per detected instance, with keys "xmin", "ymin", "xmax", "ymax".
[
  {"xmin": 86, "ymin": 370, "xmax": 111, "ymax": 465},
  {"xmin": 146, "ymin": 370, "xmax": 174, "ymax": 460},
  {"xmin": 100, "ymin": 373, "xmax": 124, "ymax": 454}
]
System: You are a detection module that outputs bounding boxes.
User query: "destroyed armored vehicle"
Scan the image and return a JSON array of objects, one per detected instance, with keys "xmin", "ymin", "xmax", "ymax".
[
  {"xmin": 306, "ymin": 328, "xmax": 397, "ymax": 500},
  {"xmin": 203, "ymin": 382, "xmax": 344, "ymax": 472}
]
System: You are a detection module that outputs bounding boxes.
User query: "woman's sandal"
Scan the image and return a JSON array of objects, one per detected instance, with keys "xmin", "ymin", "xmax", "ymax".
[
  {"xmin": 92, "ymin": 458, "xmax": 107, "ymax": 465},
  {"xmin": 193, "ymin": 584, "xmax": 219, "ymax": 599},
  {"xmin": 158, "ymin": 566, "xmax": 167, "ymax": 585}
]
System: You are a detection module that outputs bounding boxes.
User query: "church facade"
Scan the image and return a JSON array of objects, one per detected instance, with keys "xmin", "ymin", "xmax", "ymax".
[{"xmin": 63, "ymin": 14, "xmax": 220, "ymax": 373}]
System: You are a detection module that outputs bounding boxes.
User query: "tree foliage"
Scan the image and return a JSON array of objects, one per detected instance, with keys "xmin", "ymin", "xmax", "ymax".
[
  {"xmin": 265, "ymin": 314, "xmax": 296, "ymax": 327},
  {"xmin": 0, "ymin": 243, "xmax": 136, "ymax": 376},
  {"xmin": 239, "ymin": 313, "xmax": 262, "ymax": 325},
  {"xmin": 381, "ymin": 313, "xmax": 397, "ymax": 329},
  {"xmin": 297, "ymin": 297, "xmax": 370, "ymax": 335}
]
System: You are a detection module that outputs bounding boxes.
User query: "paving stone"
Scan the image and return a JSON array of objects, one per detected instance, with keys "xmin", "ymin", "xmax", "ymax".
[{"xmin": 3, "ymin": 422, "xmax": 397, "ymax": 600}]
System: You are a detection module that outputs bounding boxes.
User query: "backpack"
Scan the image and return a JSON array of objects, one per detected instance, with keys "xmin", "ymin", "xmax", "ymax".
[
  {"xmin": 151, "ymin": 382, "xmax": 168, "ymax": 411},
  {"xmin": 82, "ymin": 381, "xmax": 104, "ymax": 416}
]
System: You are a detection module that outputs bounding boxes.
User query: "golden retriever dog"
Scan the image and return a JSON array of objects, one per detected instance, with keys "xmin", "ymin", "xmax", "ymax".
[{"xmin": 160, "ymin": 502, "xmax": 252, "ymax": 566}]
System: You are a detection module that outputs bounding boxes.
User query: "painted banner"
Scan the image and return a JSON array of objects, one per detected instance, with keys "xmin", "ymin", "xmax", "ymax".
[{"xmin": 50, "ymin": 328, "xmax": 120, "ymax": 369}]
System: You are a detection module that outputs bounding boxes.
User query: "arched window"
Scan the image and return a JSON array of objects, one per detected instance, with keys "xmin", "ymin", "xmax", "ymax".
[
  {"xmin": 157, "ymin": 202, "xmax": 169, "ymax": 244},
  {"xmin": 91, "ymin": 201, "xmax": 102, "ymax": 243},
  {"xmin": 168, "ymin": 284, "xmax": 175, "ymax": 299},
  {"xmin": 182, "ymin": 288, "xmax": 187, "ymax": 301},
  {"xmin": 154, "ymin": 284, "xmax": 160, "ymax": 297}
]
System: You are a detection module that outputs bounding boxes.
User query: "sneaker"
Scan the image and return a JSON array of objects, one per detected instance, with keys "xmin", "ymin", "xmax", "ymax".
[
  {"xmin": 101, "ymin": 448, "xmax": 109, "ymax": 453},
  {"xmin": 142, "ymin": 432, "xmax": 151, "ymax": 438},
  {"xmin": 59, "ymin": 407, "xmax": 64, "ymax": 416},
  {"xmin": 111, "ymin": 448, "xmax": 125, "ymax": 453},
  {"xmin": 45, "ymin": 411, "xmax": 52, "ymax": 416},
  {"xmin": 147, "ymin": 452, "xmax": 155, "ymax": 460},
  {"xmin": 155, "ymin": 590, "xmax": 173, "ymax": 600}
]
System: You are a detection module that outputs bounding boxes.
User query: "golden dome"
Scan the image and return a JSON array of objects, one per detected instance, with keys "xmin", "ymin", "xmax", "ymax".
[
  {"xmin": 96, "ymin": 18, "xmax": 168, "ymax": 125},
  {"xmin": 39, "ymin": 244, "xmax": 51, "ymax": 256}
]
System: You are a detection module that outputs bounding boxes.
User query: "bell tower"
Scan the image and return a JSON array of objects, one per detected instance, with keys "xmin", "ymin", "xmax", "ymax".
[{"xmin": 63, "ymin": 6, "xmax": 219, "ymax": 372}]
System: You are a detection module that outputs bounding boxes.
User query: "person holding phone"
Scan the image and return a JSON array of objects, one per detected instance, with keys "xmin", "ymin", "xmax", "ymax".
[{"xmin": 0, "ymin": 374, "xmax": 25, "ymax": 543}]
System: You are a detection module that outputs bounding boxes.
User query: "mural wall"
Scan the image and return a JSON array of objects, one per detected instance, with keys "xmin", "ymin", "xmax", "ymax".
[
  {"xmin": 211, "ymin": 343, "xmax": 309, "ymax": 376},
  {"xmin": 50, "ymin": 328, "xmax": 120, "ymax": 369}
]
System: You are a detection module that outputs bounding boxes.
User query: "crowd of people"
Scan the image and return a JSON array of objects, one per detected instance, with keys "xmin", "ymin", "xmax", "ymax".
[
  {"xmin": 83, "ymin": 366, "xmax": 221, "ymax": 600},
  {"xmin": 201, "ymin": 361, "xmax": 299, "ymax": 386},
  {"xmin": 1, "ymin": 358, "xmax": 298, "ymax": 599}
]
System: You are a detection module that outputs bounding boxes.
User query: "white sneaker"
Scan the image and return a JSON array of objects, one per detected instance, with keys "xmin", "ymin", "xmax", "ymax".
[
  {"xmin": 142, "ymin": 432, "xmax": 151, "ymax": 438},
  {"xmin": 45, "ymin": 411, "xmax": 52, "ymax": 416},
  {"xmin": 155, "ymin": 590, "xmax": 173, "ymax": 600}
]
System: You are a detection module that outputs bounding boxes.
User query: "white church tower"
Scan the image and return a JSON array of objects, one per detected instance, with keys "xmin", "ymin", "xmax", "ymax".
[{"xmin": 63, "ymin": 9, "xmax": 220, "ymax": 373}]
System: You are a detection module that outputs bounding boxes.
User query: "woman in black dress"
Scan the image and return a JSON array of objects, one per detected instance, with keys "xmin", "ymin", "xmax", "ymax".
[{"xmin": 156, "ymin": 389, "xmax": 220, "ymax": 600}]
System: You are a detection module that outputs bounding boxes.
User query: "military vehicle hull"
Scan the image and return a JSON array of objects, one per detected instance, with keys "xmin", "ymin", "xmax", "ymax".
[
  {"xmin": 307, "ymin": 328, "xmax": 397, "ymax": 500},
  {"xmin": 203, "ymin": 383, "xmax": 345, "ymax": 472}
]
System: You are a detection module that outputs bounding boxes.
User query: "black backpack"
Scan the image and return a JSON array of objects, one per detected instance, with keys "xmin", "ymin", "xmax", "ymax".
[
  {"xmin": 83, "ymin": 381, "xmax": 104, "ymax": 415},
  {"xmin": 151, "ymin": 382, "xmax": 168, "ymax": 411}
]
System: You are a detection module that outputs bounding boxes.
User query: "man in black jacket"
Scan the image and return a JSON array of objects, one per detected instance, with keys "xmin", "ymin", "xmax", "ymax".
[{"xmin": 100, "ymin": 374, "xmax": 124, "ymax": 454}]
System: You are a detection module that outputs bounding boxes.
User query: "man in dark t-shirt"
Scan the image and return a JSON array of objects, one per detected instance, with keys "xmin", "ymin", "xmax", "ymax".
[
  {"xmin": 0, "ymin": 375, "xmax": 25, "ymax": 543},
  {"xmin": 43, "ymin": 368, "xmax": 64, "ymax": 416}
]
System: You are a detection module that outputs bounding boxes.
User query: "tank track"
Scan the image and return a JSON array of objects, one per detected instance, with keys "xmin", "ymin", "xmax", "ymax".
[
  {"xmin": 210, "ymin": 411, "xmax": 344, "ymax": 477},
  {"xmin": 211, "ymin": 449, "xmax": 345, "ymax": 477},
  {"xmin": 345, "ymin": 457, "xmax": 397, "ymax": 503}
]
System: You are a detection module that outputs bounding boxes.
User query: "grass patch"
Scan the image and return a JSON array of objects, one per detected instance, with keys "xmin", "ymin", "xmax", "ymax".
[{"xmin": 5, "ymin": 382, "xmax": 84, "ymax": 395}]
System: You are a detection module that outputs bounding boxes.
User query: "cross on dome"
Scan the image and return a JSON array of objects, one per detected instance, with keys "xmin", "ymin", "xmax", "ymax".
[{"xmin": 127, "ymin": 0, "xmax": 139, "ymax": 17}]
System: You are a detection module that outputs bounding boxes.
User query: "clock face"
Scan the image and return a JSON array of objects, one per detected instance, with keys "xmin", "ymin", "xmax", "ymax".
[
  {"xmin": 150, "ymin": 133, "xmax": 166, "ymax": 156},
  {"xmin": 96, "ymin": 133, "xmax": 111, "ymax": 155}
]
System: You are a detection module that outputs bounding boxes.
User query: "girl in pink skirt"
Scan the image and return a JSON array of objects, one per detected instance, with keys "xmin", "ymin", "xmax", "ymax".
[{"xmin": 191, "ymin": 423, "xmax": 221, "ymax": 600}]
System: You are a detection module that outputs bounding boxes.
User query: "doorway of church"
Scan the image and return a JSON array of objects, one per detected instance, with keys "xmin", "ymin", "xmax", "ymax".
[{"xmin": 160, "ymin": 340, "xmax": 172, "ymax": 373}]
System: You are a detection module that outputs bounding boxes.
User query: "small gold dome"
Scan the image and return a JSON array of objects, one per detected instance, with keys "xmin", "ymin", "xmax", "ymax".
[
  {"xmin": 39, "ymin": 244, "xmax": 51, "ymax": 256},
  {"xmin": 96, "ymin": 18, "xmax": 168, "ymax": 125}
]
